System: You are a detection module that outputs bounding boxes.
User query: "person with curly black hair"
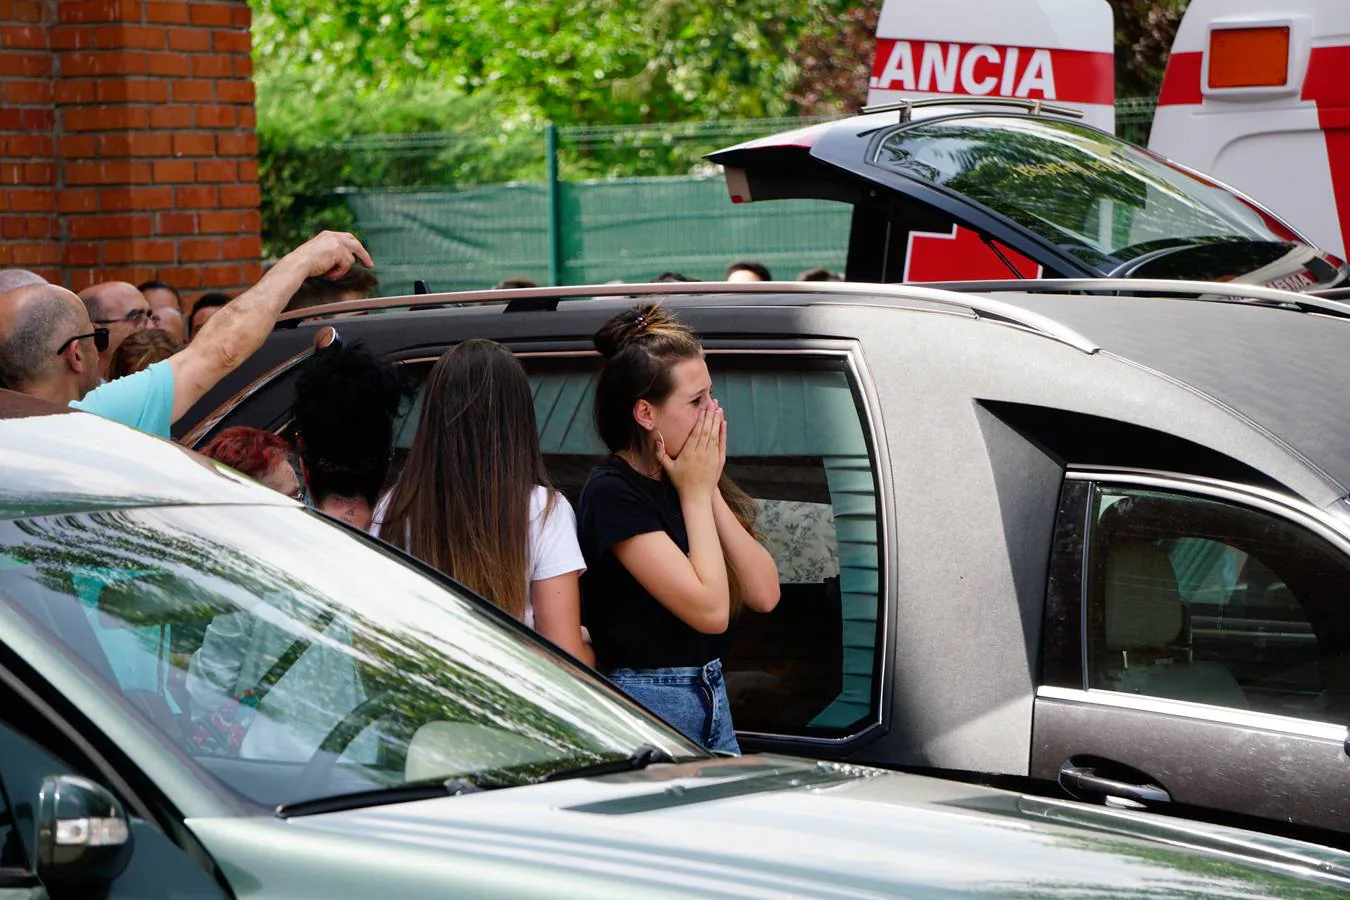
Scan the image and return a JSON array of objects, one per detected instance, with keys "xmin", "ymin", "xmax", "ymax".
[{"xmin": 290, "ymin": 339, "xmax": 410, "ymax": 530}]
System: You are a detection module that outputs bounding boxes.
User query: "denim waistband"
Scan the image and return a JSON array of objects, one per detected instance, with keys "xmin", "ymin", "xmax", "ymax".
[{"xmin": 608, "ymin": 659, "xmax": 724, "ymax": 684}]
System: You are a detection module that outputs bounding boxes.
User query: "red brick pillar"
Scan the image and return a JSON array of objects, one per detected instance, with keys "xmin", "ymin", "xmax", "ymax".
[
  {"xmin": 0, "ymin": 1, "xmax": 59, "ymax": 281},
  {"xmin": 2, "ymin": 0, "xmax": 262, "ymax": 304}
]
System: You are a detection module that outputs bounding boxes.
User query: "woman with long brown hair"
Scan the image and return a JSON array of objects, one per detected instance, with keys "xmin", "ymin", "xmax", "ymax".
[
  {"xmin": 578, "ymin": 304, "xmax": 779, "ymax": 753},
  {"xmin": 375, "ymin": 339, "xmax": 592, "ymax": 664}
]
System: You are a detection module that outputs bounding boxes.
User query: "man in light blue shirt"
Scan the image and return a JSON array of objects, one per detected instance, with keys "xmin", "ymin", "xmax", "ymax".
[
  {"xmin": 71, "ymin": 358, "xmax": 176, "ymax": 437},
  {"xmin": 0, "ymin": 231, "xmax": 373, "ymax": 438}
]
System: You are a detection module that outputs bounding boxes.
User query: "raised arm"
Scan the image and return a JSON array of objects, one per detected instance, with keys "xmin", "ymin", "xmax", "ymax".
[
  {"xmin": 169, "ymin": 231, "xmax": 373, "ymax": 421},
  {"xmin": 612, "ymin": 405, "xmax": 731, "ymax": 634}
]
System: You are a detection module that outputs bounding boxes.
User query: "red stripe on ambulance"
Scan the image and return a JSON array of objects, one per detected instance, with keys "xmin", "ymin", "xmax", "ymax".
[
  {"xmin": 1156, "ymin": 51, "xmax": 1204, "ymax": 106},
  {"xmin": 1303, "ymin": 46, "xmax": 1350, "ymax": 265},
  {"xmin": 869, "ymin": 39, "xmax": 1113, "ymax": 104}
]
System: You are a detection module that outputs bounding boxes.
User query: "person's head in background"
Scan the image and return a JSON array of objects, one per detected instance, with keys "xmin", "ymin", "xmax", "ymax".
[
  {"xmin": 725, "ymin": 260, "xmax": 772, "ymax": 283},
  {"xmin": 652, "ymin": 272, "xmax": 696, "ymax": 283},
  {"xmin": 199, "ymin": 426, "xmax": 300, "ymax": 499},
  {"xmin": 78, "ymin": 281, "xmax": 153, "ymax": 377},
  {"xmin": 108, "ymin": 328, "xmax": 177, "ymax": 380},
  {"xmin": 138, "ymin": 279, "xmax": 181, "ymax": 314},
  {"xmin": 0, "ymin": 269, "xmax": 46, "ymax": 296},
  {"xmin": 798, "ymin": 267, "xmax": 841, "ymax": 282},
  {"xmin": 151, "ymin": 306, "xmax": 185, "ymax": 345},
  {"xmin": 283, "ymin": 265, "xmax": 379, "ymax": 313},
  {"xmin": 139, "ymin": 280, "xmax": 186, "ymax": 343},
  {"xmin": 188, "ymin": 292, "xmax": 231, "ymax": 340},
  {"xmin": 291, "ymin": 340, "xmax": 409, "ymax": 529},
  {"xmin": 494, "ymin": 276, "xmax": 537, "ymax": 290}
]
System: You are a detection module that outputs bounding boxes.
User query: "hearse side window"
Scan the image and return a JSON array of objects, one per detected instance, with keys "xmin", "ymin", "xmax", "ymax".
[
  {"xmin": 1085, "ymin": 486, "xmax": 1350, "ymax": 723},
  {"xmin": 531, "ymin": 355, "xmax": 883, "ymax": 737},
  {"xmin": 391, "ymin": 353, "xmax": 886, "ymax": 738}
]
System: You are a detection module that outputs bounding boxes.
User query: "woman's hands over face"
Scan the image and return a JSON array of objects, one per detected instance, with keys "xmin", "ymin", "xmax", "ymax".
[{"xmin": 656, "ymin": 399, "xmax": 724, "ymax": 499}]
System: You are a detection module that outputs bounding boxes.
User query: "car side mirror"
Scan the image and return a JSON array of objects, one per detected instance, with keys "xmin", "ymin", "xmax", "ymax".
[{"xmin": 35, "ymin": 775, "xmax": 133, "ymax": 892}]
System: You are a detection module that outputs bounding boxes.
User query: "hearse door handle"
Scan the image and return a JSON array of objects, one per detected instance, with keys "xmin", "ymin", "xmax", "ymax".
[{"xmin": 1058, "ymin": 763, "xmax": 1172, "ymax": 805}]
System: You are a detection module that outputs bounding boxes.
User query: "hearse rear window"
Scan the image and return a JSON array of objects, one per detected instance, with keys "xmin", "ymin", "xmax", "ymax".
[{"xmin": 870, "ymin": 115, "xmax": 1297, "ymax": 273}]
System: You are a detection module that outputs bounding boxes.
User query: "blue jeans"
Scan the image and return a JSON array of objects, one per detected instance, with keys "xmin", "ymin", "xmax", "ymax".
[{"xmin": 608, "ymin": 660, "xmax": 740, "ymax": 755}]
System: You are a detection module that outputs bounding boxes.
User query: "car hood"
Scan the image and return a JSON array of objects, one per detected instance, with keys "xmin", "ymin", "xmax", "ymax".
[{"xmin": 189, "ymin": 756, "xmax": 1350, "ymax": 898}]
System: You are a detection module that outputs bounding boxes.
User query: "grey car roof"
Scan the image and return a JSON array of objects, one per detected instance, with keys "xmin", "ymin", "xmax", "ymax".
[{"xmin": 997, "ymin": 293, "xmax": 1350, "ymax": 497}]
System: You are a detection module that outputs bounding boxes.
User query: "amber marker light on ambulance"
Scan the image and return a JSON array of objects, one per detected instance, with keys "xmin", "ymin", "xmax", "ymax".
[{"xmin": 1207, "ymin": 26, "xmax": 1291, "ymax": 89}]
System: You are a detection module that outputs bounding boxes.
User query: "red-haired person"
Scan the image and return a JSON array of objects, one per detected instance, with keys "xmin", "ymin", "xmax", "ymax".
[{"xmin": 199, "ymin": 426, "xmax": 301, "ymax": 499}]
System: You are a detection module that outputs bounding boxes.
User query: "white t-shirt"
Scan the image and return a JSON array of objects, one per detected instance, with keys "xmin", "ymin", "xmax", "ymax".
[{"xmin": 371, "ymin": 485, "xmax": 585, "ymax": 627}]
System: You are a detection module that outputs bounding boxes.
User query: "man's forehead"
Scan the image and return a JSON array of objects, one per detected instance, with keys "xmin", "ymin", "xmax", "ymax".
[{"xmin": 87, "ymin": 281, "xmax": 148, "ymax": 310}]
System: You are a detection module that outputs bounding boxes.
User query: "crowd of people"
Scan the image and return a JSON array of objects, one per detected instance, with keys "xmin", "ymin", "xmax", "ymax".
[{"xmin": 0, "ymin": 231, "xmax": 794, "ymax": 752}]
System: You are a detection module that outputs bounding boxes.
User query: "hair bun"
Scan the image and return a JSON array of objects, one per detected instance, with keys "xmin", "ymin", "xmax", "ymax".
[{"xmin": 593, "ymin": 303, "xmax": 688, "ymax": 358}]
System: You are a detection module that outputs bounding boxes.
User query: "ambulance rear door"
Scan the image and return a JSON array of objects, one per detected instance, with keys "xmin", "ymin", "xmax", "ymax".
[{"xmin": 1149, "ymin": 0, "xmax": 1350, "ymax": 262}]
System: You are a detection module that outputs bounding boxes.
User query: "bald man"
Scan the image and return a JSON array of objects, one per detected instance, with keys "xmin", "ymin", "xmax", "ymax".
[
  {"xmin": 0, "ymin": 231, "xmax": 373, "ymax": 438},
  {"xmin": 78, "ymin": 281, "xmax": 153, "ymax": 377},
  {"xmin": 0, "ymin": 268, "xmax": 46, "ymax": 294}
]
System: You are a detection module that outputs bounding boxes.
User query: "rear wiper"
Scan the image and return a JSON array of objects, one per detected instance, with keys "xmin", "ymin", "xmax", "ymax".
[
  {"xmin": 276, "ymin": 777, "xmax": 484, "ymax": 818},
  {"xmin": 542, "ymin": 745, "xmax": 680, "ymax": 783}
]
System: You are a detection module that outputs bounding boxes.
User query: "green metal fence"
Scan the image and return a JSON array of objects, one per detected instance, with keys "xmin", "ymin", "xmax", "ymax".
[{"xmin": 341, "ymin": 101, "xmax": 1157, "ymax": 296}]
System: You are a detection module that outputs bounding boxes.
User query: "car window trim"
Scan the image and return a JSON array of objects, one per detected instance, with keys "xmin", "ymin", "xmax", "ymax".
[
  {"xmin": 721, "ymin": 344, "xmax": 895, "ymax": 748},
  {"xmin": 1037, "ymin": 685, "xmax": 1349, "ymax": 743},
  {"xmin": 1064, "ymin": 467, "xmax": 1350, "ymax": 558},
  {"xmin": 1040, "ymin": 479, "xmax": 1092, "ymax": 691},
  {"xmin": 180, "ymin": 344, "xmax": 318, "ymax": 448}
]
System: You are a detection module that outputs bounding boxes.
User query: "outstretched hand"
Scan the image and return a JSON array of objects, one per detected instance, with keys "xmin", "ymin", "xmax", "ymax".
[
  {"xmin": 655, "ymin": 400, "xmax": 725, "ymax": 499},
  {"xmin": 285, "ymin": 231, "xmax": 374, "ymax": 281}
]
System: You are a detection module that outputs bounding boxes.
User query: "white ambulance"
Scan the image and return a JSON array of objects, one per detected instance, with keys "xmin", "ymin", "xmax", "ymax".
[
  {"xmin": 1149, "ymin": 0, "xmax": 1350, "ymax": 271},
  {"xmin": 709, "ymin": 0, "xmax": 1348, "ymax": 291}
]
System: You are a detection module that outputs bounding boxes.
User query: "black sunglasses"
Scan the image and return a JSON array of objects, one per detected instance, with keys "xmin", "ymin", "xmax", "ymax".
[{"xmin": 55, "ymin": 327, "xmax": 110, "ymax": 356}]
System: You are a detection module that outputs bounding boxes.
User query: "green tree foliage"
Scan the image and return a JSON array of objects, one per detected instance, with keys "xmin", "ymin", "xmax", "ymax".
[
  {"xmin": 1111, "ymin": 0, "xmax": 1190, "ymax": 97},
  {"xmin": 251, "ymin": 0, "xmax": 1190, "ymax": 255},
  {"xmin": 251, "ymin": 0, "xmax": 813, "ymax": 125}
]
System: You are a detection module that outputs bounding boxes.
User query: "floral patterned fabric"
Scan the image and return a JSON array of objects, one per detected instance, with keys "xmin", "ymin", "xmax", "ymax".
[{"xmin": 755, "ymin": 499, "xmax": 838, "ymax": 585}]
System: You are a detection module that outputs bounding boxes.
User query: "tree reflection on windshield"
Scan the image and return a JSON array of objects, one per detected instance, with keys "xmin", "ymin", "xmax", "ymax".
[
  {"xmin": 873, "ymin": 116, "xmax": 1294, "ymax": 274},
  {"xmin": 0, "ymin": 505, "xmax": 698, "ymax": 808}
]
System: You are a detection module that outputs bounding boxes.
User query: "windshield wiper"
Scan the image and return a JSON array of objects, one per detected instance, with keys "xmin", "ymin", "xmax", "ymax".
[
  {"xmin": 542, "ymin": 745, "xmax": 680, "ymax": 783},
  {"xmin": 276, "ymin": 777, "xmax": 484, "ymax": 818}
]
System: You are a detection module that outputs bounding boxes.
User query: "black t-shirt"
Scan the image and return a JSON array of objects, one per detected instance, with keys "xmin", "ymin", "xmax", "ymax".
[{"xmin": 578, "ymin": 455, "xmax": 730, "ymax": 671}]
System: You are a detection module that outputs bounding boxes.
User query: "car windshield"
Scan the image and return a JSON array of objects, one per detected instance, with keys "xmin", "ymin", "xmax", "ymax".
[
  {"xmin": 871, "ymin": 115, "xmax": 1312, "ymax": 275},
  {"xmin": 0, "ymin": 505, "xmax": 701, "ymax": 810}
]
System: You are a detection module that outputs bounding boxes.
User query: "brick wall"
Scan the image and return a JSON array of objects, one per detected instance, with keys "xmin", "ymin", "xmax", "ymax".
[
  {"xmin": 0, "ymin": 0, "xmax": 261, "ymax": 305},
  {"xmin": 0, "ymin": 1, "xmax": 59, "ymax": 281}
]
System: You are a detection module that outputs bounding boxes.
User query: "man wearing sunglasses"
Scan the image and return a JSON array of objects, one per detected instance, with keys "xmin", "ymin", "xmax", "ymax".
[
  {"xmin": 0, "ymin": 231, "xmax": 373, "ymax": 439},
  {"xmin": 78, "ymin": 281, "xmax": 156, "ymax": 378}
]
